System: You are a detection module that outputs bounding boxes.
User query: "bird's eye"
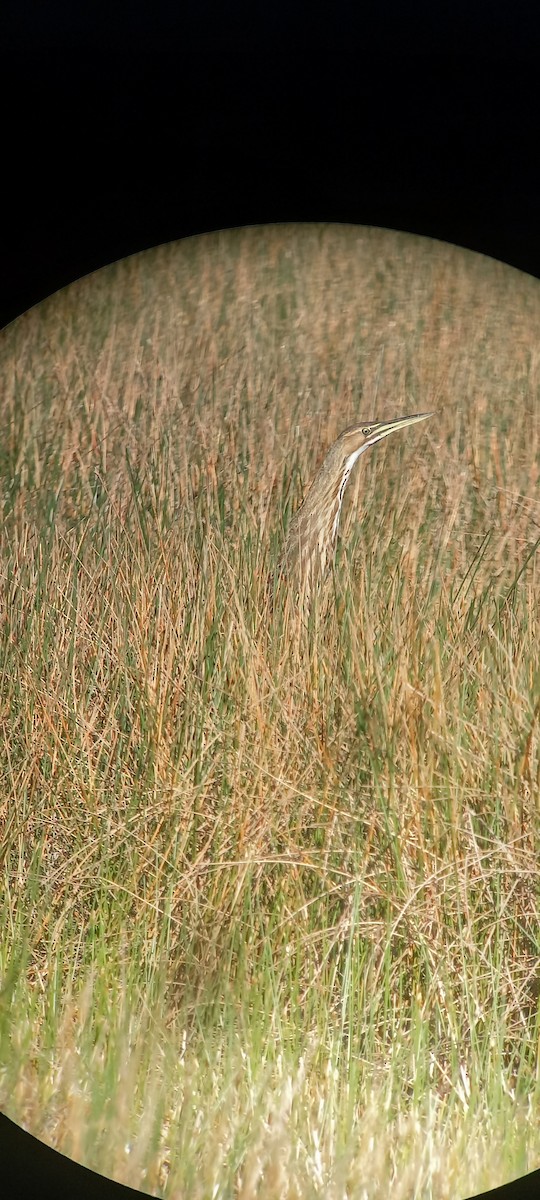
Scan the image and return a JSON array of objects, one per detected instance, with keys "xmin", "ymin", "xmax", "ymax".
[{"xmin": 362, "ymin": 426, "xmax": 372, "ymax": 437}]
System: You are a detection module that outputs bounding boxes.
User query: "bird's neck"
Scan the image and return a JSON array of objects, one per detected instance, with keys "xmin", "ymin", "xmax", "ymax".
[{"xmin": 330, "ymin": 445, "xmax": 366, "ymax": 543}]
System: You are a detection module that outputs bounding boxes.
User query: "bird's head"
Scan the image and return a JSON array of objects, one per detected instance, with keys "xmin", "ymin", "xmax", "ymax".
[{"xmin": 335, "ymin": 410, "xmax": 434, "ymax": 472}]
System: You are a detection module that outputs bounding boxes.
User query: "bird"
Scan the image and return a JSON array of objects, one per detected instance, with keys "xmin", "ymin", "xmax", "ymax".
[{"xmin": 276, "ymin": 411, "xmax": 434, "ymax": 604}]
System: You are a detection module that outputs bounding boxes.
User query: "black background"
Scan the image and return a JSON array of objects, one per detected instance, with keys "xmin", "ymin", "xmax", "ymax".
[
  {"xmin": 2, "ymin": 2, "xmax": 540, "ymax": 1198},
  {"xmin": 2, "ymin": 1, "xmax": 539, "ymax": 331}
]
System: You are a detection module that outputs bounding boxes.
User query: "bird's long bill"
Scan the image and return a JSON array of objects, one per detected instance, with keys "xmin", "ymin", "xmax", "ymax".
[{"xmin": 365, "ymin": 411, "xmax": 434, "ymax": 446}]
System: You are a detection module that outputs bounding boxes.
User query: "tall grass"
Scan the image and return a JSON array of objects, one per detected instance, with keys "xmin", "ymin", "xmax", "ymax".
[{"xmin": 1, "ymin": 225, "xmax": 539, "ymax": 1196}]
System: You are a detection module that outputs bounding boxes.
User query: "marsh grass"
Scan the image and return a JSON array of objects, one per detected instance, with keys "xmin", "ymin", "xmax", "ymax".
[{"xmin": 1, "ymin": 225, "xmax": 539, "ymax": 1196}]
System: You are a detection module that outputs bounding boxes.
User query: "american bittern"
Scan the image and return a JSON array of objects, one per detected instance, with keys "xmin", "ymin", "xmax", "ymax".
[{"xmin": 278, "ymin": 412, "xmax": 434, "ymax": 602}]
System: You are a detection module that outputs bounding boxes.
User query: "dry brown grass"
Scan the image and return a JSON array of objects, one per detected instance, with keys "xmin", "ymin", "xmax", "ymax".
[{"xmin": 1, "ymin": 224, "xmax": 539, "ymax": 1196}]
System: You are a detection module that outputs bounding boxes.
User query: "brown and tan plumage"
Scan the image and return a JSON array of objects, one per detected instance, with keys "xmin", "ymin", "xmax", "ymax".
[{"xmin": 277, "ymin": 412, "xmax": 434, "ymax": 603}]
